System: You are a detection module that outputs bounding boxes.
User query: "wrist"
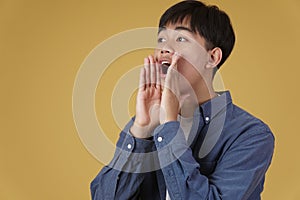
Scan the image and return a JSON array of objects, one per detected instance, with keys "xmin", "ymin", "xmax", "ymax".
[
  {"xmin": 161, "ymin": 118, "xmax": 178, "ymax": 124},
  {"xmin": 130, "ymin": 122, "xmax": 152, "ymax": 139},
  {"xmin": 161, "ymin": 113, "xmax": 178, "ymax": 124}
]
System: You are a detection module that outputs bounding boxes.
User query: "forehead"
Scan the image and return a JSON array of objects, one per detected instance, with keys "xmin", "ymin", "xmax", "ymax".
[
  {"xmin": 159, "ymin": 19, "xmax": 207, "ymax": 48},
  {"xmin": 162, "ymin": 16, "xmax": 192, "ymax": 31}
]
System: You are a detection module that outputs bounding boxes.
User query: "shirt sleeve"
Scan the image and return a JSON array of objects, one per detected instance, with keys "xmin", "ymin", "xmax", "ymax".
[
  {"xmin": 153, "ymin": 121, "xmax": 274, "ymax": 200},
  {"xmin": 90, "ymin": 118, "xmax": 158, "ymax": 200}
]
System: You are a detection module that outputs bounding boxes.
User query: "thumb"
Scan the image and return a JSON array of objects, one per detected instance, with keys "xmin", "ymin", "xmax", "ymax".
[{"xmin": 169, "ymin": 52, "xmax": 180, "ymax": 70}]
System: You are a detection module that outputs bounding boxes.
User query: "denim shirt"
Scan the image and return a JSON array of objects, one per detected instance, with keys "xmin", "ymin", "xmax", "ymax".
[{"xmin": 90, "ymin": 91, "xmax": 274, "ymax": 200}]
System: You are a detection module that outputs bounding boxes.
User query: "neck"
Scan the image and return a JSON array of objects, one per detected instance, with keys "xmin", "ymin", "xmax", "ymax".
[
  {"xmin": 195, "ymin": 79, "xmax": 217, "ymax": 105},
  {"xmin": 180, "ymin": 77, "xmax": 217, "ymax": 118}
]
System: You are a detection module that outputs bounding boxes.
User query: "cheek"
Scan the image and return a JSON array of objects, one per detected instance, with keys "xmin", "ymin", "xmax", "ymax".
[
  {"xmin": 177, "ymin": 58, "xmax": 203, "ymax": 77},
  {"xmin": 177, "ymin": 59, "xmax": 202, "ymax": 83},
  {"xmin": 178, "ymin": 44, "xmax": 209, "ymax": 70}
]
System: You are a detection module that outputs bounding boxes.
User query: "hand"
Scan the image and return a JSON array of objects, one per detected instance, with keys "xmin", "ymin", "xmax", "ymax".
[
  {"xmin": 130, "ymin": 56, "xmax": 162, "ymax": 138},
  {"xmin": 160, "ymin": 53, "xmax": 181, "ymax": 124}
]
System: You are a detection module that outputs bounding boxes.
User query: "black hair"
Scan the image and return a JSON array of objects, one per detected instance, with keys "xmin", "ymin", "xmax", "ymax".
[{"xmin": 159, "ymin": 0, "xmax": 235, "ymax": 69}]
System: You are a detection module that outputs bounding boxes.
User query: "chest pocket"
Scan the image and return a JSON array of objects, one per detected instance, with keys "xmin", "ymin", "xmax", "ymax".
[{"xmin": 198, "ymin": 160, "xmax": 217, "ymax": 176}]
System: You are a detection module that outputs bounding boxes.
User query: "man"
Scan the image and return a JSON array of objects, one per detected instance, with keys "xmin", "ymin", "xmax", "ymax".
[{"xmin": 91, "ymin": 1, "xmax": 274, "ymax": 199}]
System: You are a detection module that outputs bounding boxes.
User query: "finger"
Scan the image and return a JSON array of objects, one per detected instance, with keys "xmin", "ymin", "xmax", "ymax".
[
  {"xmin": 138, "ymin": 67, "xmax": 146, "ymax": 91},
  {"xmin": 155, "ymin": 62, "xmax": 161, "ymax": 88},
  {"xmin": 169, "ymin": 52, "xmax": 181, "ymax": 70},
  {"xmin": 164, "ymin": 69, "xmax": 180, "ymax": 99},
  {"xmin": 144, "ymin": 57, "xmax": 150, "ymax": 86},
  {"xmin": 165, "ymin": 52, "xmax": 181, "ymax": 82},
  {"xmin": 165, "ymin": 66, "xmax": 177, "ymax": 89},
  {"xmin": 149, "ymin": 55, "xmax": 156, "ymax": 86}
]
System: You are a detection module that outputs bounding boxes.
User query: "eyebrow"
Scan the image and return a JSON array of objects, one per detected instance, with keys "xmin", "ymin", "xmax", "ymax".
[
  {"xmin": 158, "ymin": 26, "xmax": 193, "ymax": 34},
  {"xmin": 175, "ymin": 26, "xmax": 193, "ymax": 32}
]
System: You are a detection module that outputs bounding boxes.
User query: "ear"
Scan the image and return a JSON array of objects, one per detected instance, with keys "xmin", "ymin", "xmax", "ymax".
[{"xmin": 206, "ymin": 47, "xmax": 222, "ymax": 69}]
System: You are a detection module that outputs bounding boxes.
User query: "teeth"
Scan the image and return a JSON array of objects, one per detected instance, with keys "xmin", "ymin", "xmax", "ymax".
[
  {"xmin": 161, "ymin": 61, "xmax": 170, "ymax": 74},
  {"xmin": 161, "ymin": 60, "xmax": 171, "ymax": 74},
  {"xmin": 161, "ymin": 61, "xmax": 170, "ymax": 66}
]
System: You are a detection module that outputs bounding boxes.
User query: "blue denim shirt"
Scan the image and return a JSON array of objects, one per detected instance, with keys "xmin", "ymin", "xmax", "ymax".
[{"xmin": 90, "ymin": 91, "xmax": 274, "ymax": 200}]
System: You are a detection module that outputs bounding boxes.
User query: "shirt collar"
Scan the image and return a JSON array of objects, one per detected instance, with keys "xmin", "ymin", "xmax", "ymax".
[{"xmin": 198, "ymin": 91, "xmax": 232, "ymax": 124}]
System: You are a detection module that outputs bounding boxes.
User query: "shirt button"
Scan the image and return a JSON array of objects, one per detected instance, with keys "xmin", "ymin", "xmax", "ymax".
[
  {"xmin": 205, "ymin": 116, "xmax": 210, "ymax": 122},
  {"xmin": 157, "ymin": 136, "xmax": 163, "ymax": 142},
  {"xmin": 127, "ymin": 144, "xmax": 132, "ymax": 149}
]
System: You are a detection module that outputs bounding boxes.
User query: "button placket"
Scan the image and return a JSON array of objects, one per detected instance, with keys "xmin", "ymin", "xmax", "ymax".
[
  {"xmin": 205, "ymin": 116, "xmax": 210, "ymax": 123},
  {"xmin": 157, "ymin": 136, "xmax": 163, "ymax": 142}
]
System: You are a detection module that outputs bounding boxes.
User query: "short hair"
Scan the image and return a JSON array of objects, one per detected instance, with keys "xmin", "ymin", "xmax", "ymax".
[{"xmin": 159, "ymin": 0, "xmax": 235, "ymax": 69}]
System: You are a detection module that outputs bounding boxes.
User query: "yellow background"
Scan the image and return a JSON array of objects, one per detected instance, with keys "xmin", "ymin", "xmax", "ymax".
[{"xmin": 1, "ymin": 0, "xmax": 299, "ymax": 199}]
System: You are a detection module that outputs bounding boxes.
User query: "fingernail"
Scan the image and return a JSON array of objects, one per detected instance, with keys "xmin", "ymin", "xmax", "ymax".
[
  {"xmin": 174, "ymin": 52, "xmax": 181, "ymax": 58},
  {"xmin": 171, "ymin": 52, "xmax": 180, "ymax": 65}
]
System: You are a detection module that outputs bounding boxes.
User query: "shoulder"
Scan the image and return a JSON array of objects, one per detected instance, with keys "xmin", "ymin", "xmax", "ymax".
[{"xmin": 226, "ymin": 103, "xmax": 275, "ymax": 147}]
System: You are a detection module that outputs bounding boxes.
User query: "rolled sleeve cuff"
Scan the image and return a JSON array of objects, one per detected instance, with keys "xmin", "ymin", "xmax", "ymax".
[
  {"xmin": 153, "ymin": 121, "xmax": 185, "ymax": 149},
  {"xmin": 153, "ymin": 121, "xmax": 189, "ymax": 168},
  {"xmin": 117, "ymin": 131, "xmax": 155, "ymax": 153},
  {"xmin": 116, "ymin": 117, "xmax": 155, "ymax": 153}
]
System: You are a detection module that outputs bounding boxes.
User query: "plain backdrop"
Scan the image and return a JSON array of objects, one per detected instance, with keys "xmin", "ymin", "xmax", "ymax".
[{"xmin": 1, "ymin": 0, "xmax": 299, "ymax": 199}]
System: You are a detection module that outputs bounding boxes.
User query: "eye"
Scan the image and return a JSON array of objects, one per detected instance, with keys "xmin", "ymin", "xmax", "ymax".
[
  {"xmin": 176, "ymin": 36, "xmax": 188, "ymax": 42},
  {"xmin": 157, "ymin": 37, "xmax": 166, "ymax": 43}
]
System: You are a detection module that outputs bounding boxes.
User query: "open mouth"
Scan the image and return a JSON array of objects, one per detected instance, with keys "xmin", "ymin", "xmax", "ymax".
[{"xmin": 161, "ymin": 61, "xmax": 171, "ymax": 74}]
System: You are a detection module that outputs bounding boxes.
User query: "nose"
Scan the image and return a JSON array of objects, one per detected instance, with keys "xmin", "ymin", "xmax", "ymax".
[
  {"xmin": 160, "ymin": 45, "xmax": 174, "ymax": 55},
  {"xmin": 156, "ymin": 42, "xmax": 175, "ymax": 60},
  {"xmin": 160, "ymin": 49, "xmax": 171, "ymax": 54}
]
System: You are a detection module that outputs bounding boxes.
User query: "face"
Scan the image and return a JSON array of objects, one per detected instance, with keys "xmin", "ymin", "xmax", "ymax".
[{"xmin": 154, "ymin": 20, "xmax": 211, "ymax": 94}]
